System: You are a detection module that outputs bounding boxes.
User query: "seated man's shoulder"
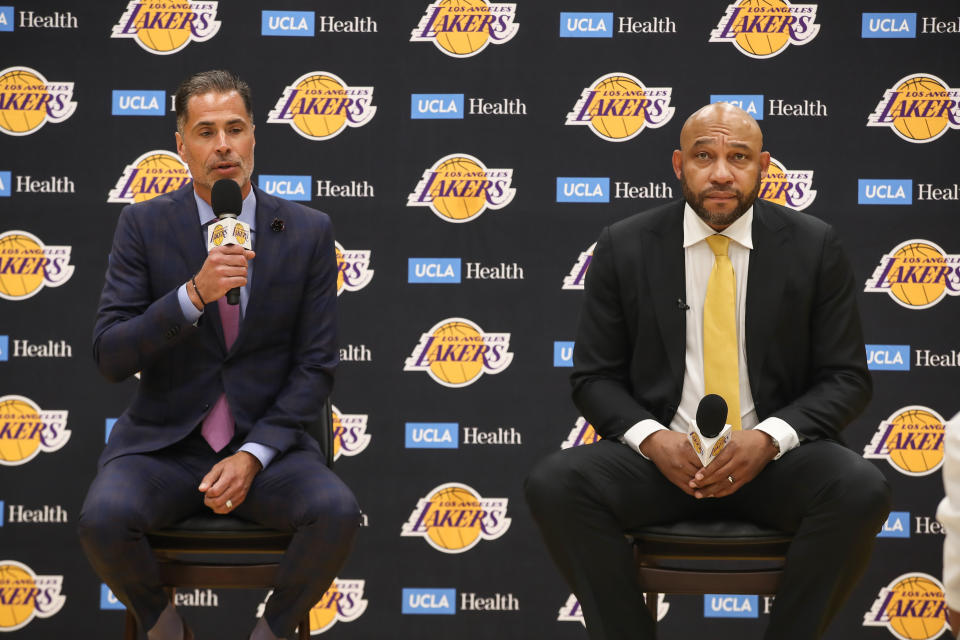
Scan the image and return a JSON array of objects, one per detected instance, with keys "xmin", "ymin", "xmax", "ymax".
[{"xmin": 609, "ymin": 200, "xmax": 681, "ymax": 236}]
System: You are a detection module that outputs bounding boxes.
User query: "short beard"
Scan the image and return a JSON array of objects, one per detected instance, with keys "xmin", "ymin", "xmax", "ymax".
[{"xmin": 681, "ymin": 170, "xmax": 761, "ymax": 229}]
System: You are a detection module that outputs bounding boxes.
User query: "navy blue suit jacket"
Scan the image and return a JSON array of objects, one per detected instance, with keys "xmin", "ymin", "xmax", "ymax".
[{"xmin": 94, "ymin": 184, "xmax": 338, "ymax": 465}]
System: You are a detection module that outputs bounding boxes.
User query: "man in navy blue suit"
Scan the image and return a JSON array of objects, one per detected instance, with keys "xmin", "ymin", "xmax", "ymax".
[{"xmin": 79, "ymin": 70, "xmax": 360, "ymax": 640}]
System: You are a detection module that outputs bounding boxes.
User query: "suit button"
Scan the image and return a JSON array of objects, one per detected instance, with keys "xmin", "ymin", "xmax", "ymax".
[{"xmin": 165, "ymin": 326, "xmax": 181, "ymax": 339}]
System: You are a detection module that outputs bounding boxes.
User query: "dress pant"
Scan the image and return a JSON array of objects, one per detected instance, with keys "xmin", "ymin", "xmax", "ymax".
[
  {"xmin": 525, "ymin": 439, "xmax": 891, "ymax": 640},
  {"xmin": 78, "ymin": 429, "xmax": 361, "ymax": 638}
]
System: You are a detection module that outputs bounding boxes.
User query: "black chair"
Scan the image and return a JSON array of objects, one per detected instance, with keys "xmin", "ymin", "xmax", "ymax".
[
  {"xmin": 123, "ymin": 400, "xmax": 335, "ymax": 640},
  {"xmin": 632, "ymin": 520, "xmax": 792, "ymax": 629}
]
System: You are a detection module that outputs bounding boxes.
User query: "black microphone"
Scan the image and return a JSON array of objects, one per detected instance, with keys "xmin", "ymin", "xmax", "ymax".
[
  {"xmin": 211, "ymin": 179, "xmax": 243, "ymax": 305},
  {"xmin": 687, "ymin": 394, "xmax": 732, "ymax": 466}
]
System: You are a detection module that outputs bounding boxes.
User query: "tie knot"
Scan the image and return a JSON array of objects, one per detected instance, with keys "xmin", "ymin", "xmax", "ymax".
[{"xmin": 706, "ymin": 234, "xmax": 730, "ymax": 257}]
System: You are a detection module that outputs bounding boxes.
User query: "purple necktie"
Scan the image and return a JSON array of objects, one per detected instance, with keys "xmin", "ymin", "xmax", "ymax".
[{"xmin": 201, "ymin": 297, "xmax": 240, "ymax": 452}]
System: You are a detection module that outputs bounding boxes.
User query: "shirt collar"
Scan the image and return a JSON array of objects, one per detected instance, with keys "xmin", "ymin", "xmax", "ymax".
[
  {"xmin": 193, "ymin": 186, "xmax": 257, "ymax": 231},
  {"xmin": 682, "ymin": 201, "xmax": 754, "ymax": 250}
]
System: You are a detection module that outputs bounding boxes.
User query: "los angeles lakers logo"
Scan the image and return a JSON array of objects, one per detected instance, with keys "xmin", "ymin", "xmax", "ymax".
[
  {"xmin": 111, "ymin": 0, "xmax": 220, "ymax": 55},
  {"xmin": 759, "ymin": 157, "xmax": 816, "ymax": 210},
  {"xmin": 0, "ymin": 396, "xmax": 70, "ymax": 466},
  {"xmin": 863, "ymin": 573, "xmax": 949, "ymax": 640},
  {"xmin": 0, "ymin": 231, "xmax": 75, "ymax": 301},
  {"xmin": 404, "ymin": 317, "xmax": 513, "ymax": 388},
  {"xmin": 868, "ymin": 74, "xmax": 960, "ymax": 143},
  {"xmin": 108, "ymin": 150, "xmax": 192, "ymax": 203},
  {"xmin": 864, "ymin": 240, "xmax": 960, "ymax": 309},
  {"xmin": 331, "ymin": 405, "xmax": 371, "ymax": 461},
  {"xmin": 561, "ymin": 417, "xmax": 601, "ymax": 449},
  {"xmin": 558, "ymin": 593, "xmax": 668, "ymax": 626},
  {"xmin": 335, "ymin": 242, "xmax": 374, "ymax": 296},
  {"xmin": 210, "ymin": 224, "xmax": 226, "ymax": 246},
  {"xmin": 0, "ymin": 66, "xmax": 76, "ymax": 136},
  {"xmin": 407, "ymin": 153, "xmax": 515, "ymax": 223},
  {"xmin": 267, "ymin": 72, "xmax": 376, "ymax": 141},
  {"xmin": 562, "ymin": 242, "xmax": 595, "ymax": 290},
  {"xmin": 710, "ymin": 1, "xmax": 820, "ymax": 59},
  {"xmin": 232, "ymin": 224, "xmax": 248, "ymax": 245},
  {"xmin": 410, "ymin": 1, "xmax": 519, "ymax": 58},
  {"xmin": 257, "ymin": 580, "xmax": 367, "ymax": 634},
  {"xmin": 863, "ymin": 406, "xmax": 946, "ymax": 477},
  {"xmin": 566, "ymin": 73, "xmax": 674, "ymax": 142},
  {"xmin": 0, "ymin": 560, "xmax": 66, "ymax": 632},
  {"xmin": 401, "ymin": 482, "xmax": 511, "ymax": 553}
]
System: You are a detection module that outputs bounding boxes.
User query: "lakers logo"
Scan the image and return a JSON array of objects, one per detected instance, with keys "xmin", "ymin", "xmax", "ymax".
[
  {"xmin": 868, "ymin": 74, "xmax": 960, "ymax": 143},
  {"xmin": 0, "ymin": 396, "xmax": 70, "ymax": 466},
  {"xmin": 864, "ymin": 240, "xmax": 960, "ymax": 309},
  {"xmin": 407, "ymin": 153, "xmax": 515, "ymax": 223},
  {"xmin": 232, "ymin": 223, "xmax": 248, "ymax": 245},
  {"xmin": 210, "ymin": 224, "xmax": 226, "ymax": 246},
  {"xmin": 759, "ymin": 157, "xmax": 816, "ymax": 210},
  {"xmin": 267, "ymin": 72, "xmax": 376, "ymax": 141},
  {"xmin": 410, "ymin": 0, "xmax": 519, "ymax": 58},
  {"xmin": 710, "ymin": 1, "xmax": 820, "ymax": 59},
  {"xmin": 0, "ymin": 66, "xmax": 76, "ymax": 136},
  {"xmin": 566, "ymin": 73, "xmax": 674, "ymax": 142},
  {"xmin": 562, "ymin": 242, "xmax": 596, "ymax": 290},
  {"xmin": 331, "ymin": 405, "xmax": 371, "ymax": 461},
  {"xmin": 111, "ymin": 0, "xmax": 220, "ymax": 55},
  {"xmin": 404, "ymin": 317, "xmax": 513, "ymax": 388},
  {"xmin": 401, "ymin": 482, "xmax": 511, "ymax": 553},
  {"xmin": 0, "ymin": 560, "xmax": 66, "ymax": 631},
  {"xmin": 863, "ymin": 573, "xmax": 949, "ymax": 640},
  {"xmin": 335, "ymin": 242, "xmax": 374, "ymax": 296},
  {"xmin": 0, "ymin": 231, "xmax": 75, "ymax": 301},
  {"xmin": 108, "ymin": 150, "xmax": 191, "ymax": 203},
  {"xmin": 863, "ymin": 406, "xmax": 946, "ymax": 477},
  {"xmin": 257, "ymin": 580, "xmax": 367, "ymax": 635},
  {"xmin": 559, "ymin": 593, "xmax": 669, "ymax": 626},
  {"xmin": 561, "ymin": 417, "xmax": 601, "ymax": 449}
]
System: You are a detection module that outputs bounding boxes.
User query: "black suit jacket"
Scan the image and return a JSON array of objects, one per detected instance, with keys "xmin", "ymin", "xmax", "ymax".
[
  {"xmin": 571, "ymin": 198, "xmax": 871, "ymax": 445},
  {"xmin": 93, "ymin": 184, "xmax": 338, "ymax": 465}
]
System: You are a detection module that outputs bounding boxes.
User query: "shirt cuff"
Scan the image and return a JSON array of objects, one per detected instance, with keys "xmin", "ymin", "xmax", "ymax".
[
  {"xmin": 620, "ymin": 419, "xmax": 668, "ymax": 459},
  {"xmin": 753, "ymin": 417, "xmax": 799, "ymax": 460},
  {"xmin": 177, "ymin": 283, "xmax": 204, "ymax": 325},
  {"xmin": 239, "ymin": 442, "xmax": 278, "ymax": 469}
]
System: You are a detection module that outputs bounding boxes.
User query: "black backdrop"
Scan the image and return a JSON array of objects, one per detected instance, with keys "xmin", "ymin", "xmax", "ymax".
[{"xmin": 2, "ymin": 1, "xmax": 958, "ymax": 638}]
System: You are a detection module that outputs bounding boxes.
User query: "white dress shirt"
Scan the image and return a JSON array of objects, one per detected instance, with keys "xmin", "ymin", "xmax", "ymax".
[{"xmin": 622, "ymin": 203, "xmax": 799, "ymax": 460}]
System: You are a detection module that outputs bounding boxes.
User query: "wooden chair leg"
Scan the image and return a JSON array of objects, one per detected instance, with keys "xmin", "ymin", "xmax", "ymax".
[
  {"xmin": 123, "ymin": 610, "xmax": 138, "ymax": 640},
  {"xmin": 298, "ymin": 613, "xmax": 310, "ymax": 639}
]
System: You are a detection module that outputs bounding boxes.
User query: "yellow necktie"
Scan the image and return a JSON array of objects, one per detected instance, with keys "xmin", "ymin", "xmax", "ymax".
[{"xmin": 703, "ymin": 235, "xmax": 741, "ymax": 430}]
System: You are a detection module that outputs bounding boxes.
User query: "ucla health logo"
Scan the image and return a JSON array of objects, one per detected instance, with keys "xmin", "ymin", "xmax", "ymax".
[
  {"xmin": 108, "ymin": 150, "xmax": 191, "ymax": 203},
  {"xmin": 403, "ymin": 588, "xmax": 456, "ymax": 614},
  {"xmin": 261, "ymin": 10, "xmax": 314, "ymax": 37},
  {"xmin": 862, "ymin": 13, "xmax": 916, "ymax": 39},
  {"xmin": 759, "ymin": 157, "xmax": 816, "ymax": 210},
  {"xmin": 864, "ymin": 240, "xmax": 960, "ymax": 309},
  {"xmin": 868, "ymin": 74, "xmax": 960, "ymax": 143},
  {"xmin": 111, "ymin": 1, "xmax": 220, "ymax": 54},
  {"xmin": 0, "ymin": 231, "xmax": 74, "ymax": 301},
  {"xmin": 257, "ymin": 175, "xmax": 310, "ymax": 202},
  {"xmin": 411, "ymin": 94, "xmax": 464, "ymax": 120},
  {"xmin": 866, "ymin": 345, "xmax": 911, "ymax": 372},
  {"xmin": 335, "ymin": 241, "xmax": 373, "ymax": 296},
  {"xmin": 563, "ymin": 242, "xmax": 595, "ymax": 290},
  {"xmin": 864, "ymin": 406, "xmax": 946, "ymax": 477},
  {"xmin": 401, "ymin": 482, "xmax": 510, "ymax": 553},
  {"xmin": 566, "ymin": 73, "xmax": 674, "ymax": 142},
  {"xmin": 258, "ymin": 580, "xmax": 367, "ymax": 634},
  {"xmin": 407, "ymin": 154, "xmax": 515, "ymax": 223},
  {"xmin": 0, "ymin": 560, "xmax": 65, "ymax": 632},
  {"xmin": 111, "ymin": 90, "xmax": 165, "ymax": 116},
  {"xmin": 560, "ymin": 12, "xmax": 612, "ymax": 38},
  {"xmin": 711, "ymin": 94, "xmax": 764, "ymax": 119},
  {"xmin": 0, "ymin": 67, "xmax": 76, "ymax": 136},
  {"xmin": 267, "ymin": 71, "xmax": 376, "ymax": 141},
  {"xmin": 561, "ymin": 417, "xmax": 601, "ymax": 449},
  {"xmin": 863, "ymin": 573, "xmax": 948, "ymax": 640},
  {"xmin": 406, "ymin": 422, "xmax": 458, "ymax": 449},
  {"xmin": 411, "ymin": 1, "xmax": 518, "ymax": 58},
  {"xmin": 556, "ymin": 178, "xmax": 609, "ymax": 203},
  {"xmin": 859, "ymin": 179, "xmax": 912, "ymax": 205},
  {"xmin": 710, "ymin": 1, "xmax": 819, "ymax": 59},
  {"xmin": 705, "ymin": 595, "xmax": 759, "ymax": 618},
  {"xmin": 408, "ymin": 258, "xmax": 462, "ymax": 283},
  {"xmin": 878, "ymin": 512, "xmax": 911, "ymax": 539},
  {"xmin": 404, "ymin": 318, "xmax": 513, "ymax": 388},
  {"xmin": 0, "ymin": 395, "xmax": 70, "ymax": 465},
  {"xmin": 331, "ymin": 405, "xmax": 370, "ymax": 461}
]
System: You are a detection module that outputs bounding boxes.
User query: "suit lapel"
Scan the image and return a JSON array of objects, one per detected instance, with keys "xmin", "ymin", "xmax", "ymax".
[
  {"xmin": 233, "ymin": 186, "xmax": 282, "ymax": 348},
  {"xmin": 745, "ymin": 201, "xmax": 789, "ymax": 391},
  {"xmin": 645, "ymin": 202, "xmax": 686, "ymax": 389}
]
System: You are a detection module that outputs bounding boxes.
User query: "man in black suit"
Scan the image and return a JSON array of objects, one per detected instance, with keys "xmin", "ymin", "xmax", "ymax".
[{"xmin": 525, "ymin": 103, "xmax": 891, "ymax": 639}]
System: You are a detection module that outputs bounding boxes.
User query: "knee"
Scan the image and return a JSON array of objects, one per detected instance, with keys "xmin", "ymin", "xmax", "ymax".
[
  {"xmin": 524, "ymin": 451, "xmax": 580, "ymax": 517},
  {"xmin": 825, "ymin": 462, "xmax": 892, "ymax": 532},
  {"xmin": 77, "ymin": 496, "xmax": 137, "ymax": 554},
  {"xmin": 306, "ymin": 482, "xmax": 362, "ymax": 534}
]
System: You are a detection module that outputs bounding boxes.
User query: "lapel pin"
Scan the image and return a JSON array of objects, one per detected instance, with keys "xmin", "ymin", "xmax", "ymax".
[{"xmin": 271, "ymin": 217, "xmax": 285, "ymax": 232}]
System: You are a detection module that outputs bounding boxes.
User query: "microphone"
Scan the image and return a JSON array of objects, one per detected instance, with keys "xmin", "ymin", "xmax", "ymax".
[
  {"xmin": 209, "ymin": 179, "xmax": 249, "ymax": 305},
  {"xmin": 687, "ymin": 394, "xmax": 733, "ymax": 467}
]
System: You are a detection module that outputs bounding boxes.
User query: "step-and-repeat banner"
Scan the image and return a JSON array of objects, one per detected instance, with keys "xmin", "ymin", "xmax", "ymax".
[{"xmin": 1, "ymin": 1, "xmax": 958, "ymax": 638}]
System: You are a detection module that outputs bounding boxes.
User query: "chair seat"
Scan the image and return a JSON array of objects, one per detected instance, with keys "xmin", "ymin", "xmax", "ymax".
[
  {"xmin": 147, "ymin": 514, "xmax": 293, "ymax": 553},
  {"xmin": 632, "ymin": 520, "xmax": 792, "ymax": 559}
]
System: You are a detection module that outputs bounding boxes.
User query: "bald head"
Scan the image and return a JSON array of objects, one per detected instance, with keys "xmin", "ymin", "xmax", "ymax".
[{"xmin": 672, "ymin": 103, "xmax": 770, "ymax": 231}]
